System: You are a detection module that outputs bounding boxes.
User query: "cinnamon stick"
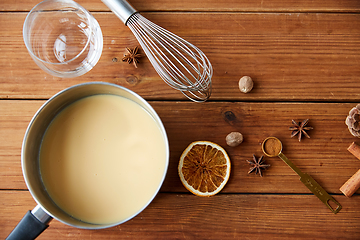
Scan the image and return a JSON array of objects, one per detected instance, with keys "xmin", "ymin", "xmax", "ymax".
[
  {"xmin": 348, "ymin": 142, "xmax": 360, "ymax": 160},
  {"xmin": 340, "ymin": 169, "xmax": 360, "ymax": 197},
  {"xmin": 339, "ymin": 142, "xmax": 360, "ymax": 197}
]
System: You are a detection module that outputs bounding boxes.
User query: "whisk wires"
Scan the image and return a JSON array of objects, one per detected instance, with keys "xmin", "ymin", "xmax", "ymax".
[{"xmin": 127, "ymin": 13, "xmax": 212, "ymax": 102}]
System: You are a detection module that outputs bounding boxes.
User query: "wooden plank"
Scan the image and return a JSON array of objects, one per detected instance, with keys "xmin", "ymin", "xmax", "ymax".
[
  {"xmin": 1, "ymin": 191, "xmax": 359, "ymax": 239},
  {"xmin": 0, "ymin": 101, "xmax": 43, "ymax": 190},
  {"xmin": 2, "ymin": 0, "xmax": 360, "ymax": 12},
  {"xmin": 1, "ymin": 12, "xmax": 360, "ymax": 101},
  {"xmin": 1, "ymin": 100, "xmax": 359, "ymax": 195}
]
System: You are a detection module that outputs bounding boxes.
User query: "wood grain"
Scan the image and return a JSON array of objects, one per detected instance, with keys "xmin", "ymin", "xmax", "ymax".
[
  {"xmin": 2, "ymin": 12, "xmax": 360, "ymax": 101},
  {"xmin": 2, "ymin": 0, "xmax": 360, "ymax": 12},
  {"xmin": 1, "ymin": 100, "xmax": 359, "ymax": 195},
  {"xmin": 0, "ymin": 101, "xmax": 40, "ymax": 190},
  {"xmin": 2, "ymin": 0, "xmax": 360, "ymax": 239},
  {"xmin": 1, "ymin": 191, "xmax": 359, "ymax": 240}
]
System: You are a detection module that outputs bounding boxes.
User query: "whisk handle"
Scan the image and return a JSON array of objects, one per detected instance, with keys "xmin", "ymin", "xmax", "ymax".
[{"xmin": 101, "ymin": 0, "xmax": 137, "ymax": 25}]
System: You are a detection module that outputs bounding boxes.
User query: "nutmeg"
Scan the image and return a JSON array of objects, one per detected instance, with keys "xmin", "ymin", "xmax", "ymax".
[
  {"xmin": 238, "ymin": 76, "xmax": 253, "ymax": 93},
  {"xmin": 226, "ymin": 132, "xmax": 243, "ymax": 147}
]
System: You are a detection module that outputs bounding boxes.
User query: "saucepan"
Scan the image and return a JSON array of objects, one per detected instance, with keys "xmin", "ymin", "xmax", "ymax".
[{"xmin": 6, "ymin": 82, "xmax": 169, "ymax": 239}]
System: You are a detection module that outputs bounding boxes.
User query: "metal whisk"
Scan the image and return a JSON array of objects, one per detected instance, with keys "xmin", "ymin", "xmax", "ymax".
[{"xmin": 102, "ymin": 0, "xmax": 213, "ymax": 102}]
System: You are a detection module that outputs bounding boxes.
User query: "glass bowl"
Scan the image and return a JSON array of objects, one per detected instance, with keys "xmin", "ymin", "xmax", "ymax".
[{"xmin": 23, "ymin": 0, "xmax": 103, "ymax": 78}]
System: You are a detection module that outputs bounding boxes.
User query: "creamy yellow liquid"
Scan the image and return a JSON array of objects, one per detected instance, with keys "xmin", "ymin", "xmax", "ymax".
[{"xmin": 39, "ymin": 94, "xmax": 167, "ymax": 225}]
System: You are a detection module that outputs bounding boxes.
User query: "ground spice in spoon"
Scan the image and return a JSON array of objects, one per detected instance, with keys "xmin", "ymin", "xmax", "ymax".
[{"xmin": 264, "ymin": 138, "xmax": 282, "ymax": 156}]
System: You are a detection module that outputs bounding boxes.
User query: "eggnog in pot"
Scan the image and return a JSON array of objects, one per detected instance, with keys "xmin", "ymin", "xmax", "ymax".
[{"xmin": 39, "ymin": 94, "xmax": 167, "ymax": 225}]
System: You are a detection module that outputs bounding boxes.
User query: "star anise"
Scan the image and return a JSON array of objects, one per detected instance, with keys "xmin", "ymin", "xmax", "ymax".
[
  {"xmin": 122, "ymin": 46, "xmax": 142, "ymax": 68},
  {"xmin": 289, "ymin": 119, "xmax": 313, "ymax": 142},
  {"xmin": 246, "ymin": 155, "xmax": 270, "ymax": 177}
]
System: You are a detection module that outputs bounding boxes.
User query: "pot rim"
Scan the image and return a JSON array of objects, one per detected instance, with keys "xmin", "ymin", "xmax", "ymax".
[{"xmin": 21, "ymin": 82, "xmax": 169, "ymax": 229}]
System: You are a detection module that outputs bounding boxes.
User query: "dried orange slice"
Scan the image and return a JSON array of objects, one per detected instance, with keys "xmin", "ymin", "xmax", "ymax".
[{"xmin": 178, "ymin": 141, "xmax": 231, "ymax": 197}]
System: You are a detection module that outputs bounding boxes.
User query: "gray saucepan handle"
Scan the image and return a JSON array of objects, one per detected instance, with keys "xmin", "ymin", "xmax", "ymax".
[{"xmin": 6, "ymin": 205, "xmax": 53, "ymax": 240}]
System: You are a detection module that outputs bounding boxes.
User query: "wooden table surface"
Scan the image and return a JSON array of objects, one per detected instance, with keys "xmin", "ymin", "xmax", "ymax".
[{"xmin": 2, "ymin": 0, "xmax": 360, "ymax": 239}]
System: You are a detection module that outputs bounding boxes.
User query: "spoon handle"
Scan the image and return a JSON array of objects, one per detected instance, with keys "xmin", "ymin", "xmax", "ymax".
[
  {"xmin": 300, "ymin": 173, "xmax": 342, "ymax": 214},
  {"xmin": 278, "ymin": 152, "xmax": 341, "ymax": 214},
  {"xmin": 278, "ymin": 152, "xmax": 303, "ymax": 176}
]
